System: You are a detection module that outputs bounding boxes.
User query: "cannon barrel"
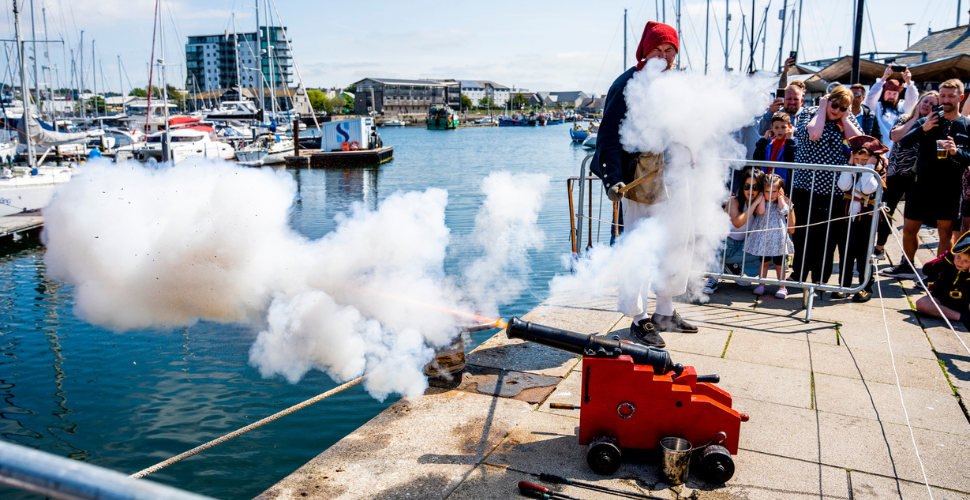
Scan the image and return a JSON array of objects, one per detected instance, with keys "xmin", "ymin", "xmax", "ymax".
[{"xmin": 505, "ymin": 316, "xmax": 683, "ymax": 375}]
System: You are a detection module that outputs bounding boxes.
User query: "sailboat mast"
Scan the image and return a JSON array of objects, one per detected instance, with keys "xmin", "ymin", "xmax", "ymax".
[
  {"xmin": 777, "ymin": 0, "xmax": 788, "ymax": 73},
  {"xmin": 118, "ymin": 55, "xmax": 124, "ymax": 113},
  {"xmin": 159, "ymin": 0, "xmax": 170, "ymax": 159},
  {"xmin": 12, "ymin": 0, "xmax": 36, "ymax": 168},
  {"xmin": 79, "ymin": 30, "xmax": 84, "ymax": 119},
  {"xmin": 255, "ymin": 0, "xmax": 263, "ymax": 121},
  {"xmin": 623, "ymin": 9, "xmax": 627, "ymax": 70},
  {"xmin": 232, "ymin": 12, "xmax": 241, "ymax": 93},
  {"xmin": 29, "ymin": 0, "xmax": 40, "ymax": 119},
  {"xmin": 724, "ymin": 0, "xmax": 730, "ymax": 71},
  {"xmin": 43, "ymin": 6, "xmax": 53, "ymax": 125},
  {"xmin": 704, "ymin": 0, "xmax": 710, "ymax": 74},
  {"xmin": 675, "ymin": 0, "xmax": 681, "ymax": 69},
  {"xmin": 92, "ymin": 39, "xmax": 98, "ymax": 118},
  {"xmin": 748, "ymin": 0, "xmax": 755, "ymax": 73},
  {"xmin": 795, "ymin": 0, "xmax": 803, "ymax": 60},
  {"xmin": 265, "ymin": 0, "xmax": 276, "ymax": 117}
]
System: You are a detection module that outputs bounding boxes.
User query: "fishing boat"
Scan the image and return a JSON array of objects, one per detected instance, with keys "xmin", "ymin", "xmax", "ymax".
[
  {"xmin": 569, "ymin": 123, "xmax": 589, "ymax": 142},
  {"xmin": 499, "ymin": 116, "xmax": 526, "ymax": 126},
  {"xmin": 235, "ymin": 135, "xmax": 295, "ymax": 165},
  {"xmin": 427, "ymin": 106, "xmax": 458, "ymax": 130},
  {"xmin": 383, "ymin": 119, "xmax": 407, "ymax": 127},
  {"xmin": 547, "ymin": 115, "xmax": 565, "ymax": 125}
]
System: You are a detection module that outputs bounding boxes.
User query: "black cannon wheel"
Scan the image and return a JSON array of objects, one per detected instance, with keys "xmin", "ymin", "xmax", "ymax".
[
  {"xmin": 586, "ymin": 436, "xmax": 622, "ymax": 475},
  {"xmin": 696, "ymin": 444, "xmax": 735, "ymax": 483}
]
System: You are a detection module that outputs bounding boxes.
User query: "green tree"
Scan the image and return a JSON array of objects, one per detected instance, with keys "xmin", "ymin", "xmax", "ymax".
[
  {"xmin": 460, "ymin": 95, "xmax": 473, "ymax": 110},
  {"xmin": 478, "ymin": 97, "xmax": 495, "ymax": 110},
  {"xmin": 307, "ymin": 89, "xmax": 327, "ymax": 112},
  {"xmin": 344, "ymin": 84, "xmax": 356, "ymax": 93},
  {"xmin": 343, "ymin": 94, "xmax": 354, "ymax": 112},
  {"xmin": 512, "ymin": 93, "xmax": 529, "ymax": 109},
  {"xmin": 129, "ymin": 87, "xmax": 148, "ymax": 97},
  {"xmin": 89, "ymin": 96, "xmax": 106, "ymax": 113},
  {"xmin": 326, "ymin": 95, "xmax": 347, "ymax": 114}
]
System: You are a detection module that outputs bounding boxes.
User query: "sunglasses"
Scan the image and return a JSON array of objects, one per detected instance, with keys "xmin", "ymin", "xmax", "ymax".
[
  {"xmin": 830, "ymin": 102, "xmax": 848, "ymax": 112},
  {"xmin": 743, "ymin": 184, "xmax": 761, "ymax": 191}
]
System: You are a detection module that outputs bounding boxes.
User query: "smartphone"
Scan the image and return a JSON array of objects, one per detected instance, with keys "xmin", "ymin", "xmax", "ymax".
[
  {"xmin": 891, "ymin": 65, "xmax": 906, "ymax": 72},
  {"xmin": 789, "ymin": 50, "xmax": 797, "ymax": 60},
  {"xmin": 776, "ymin": 88, "xmax": 787, "ymax": 99}
]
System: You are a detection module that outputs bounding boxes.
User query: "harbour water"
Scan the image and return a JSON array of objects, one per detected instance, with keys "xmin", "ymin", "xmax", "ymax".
[{"xmin": 0, "ymin": 124, "xmax": 593, "ymax": 499}]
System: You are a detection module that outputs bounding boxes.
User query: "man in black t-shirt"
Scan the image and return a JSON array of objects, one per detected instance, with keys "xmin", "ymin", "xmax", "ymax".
[{"xmin": 883, "ymin": 79, "xmax": 970, "ymax": 279}]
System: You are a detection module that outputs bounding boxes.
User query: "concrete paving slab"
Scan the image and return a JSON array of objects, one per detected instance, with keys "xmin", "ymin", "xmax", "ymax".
[
  {"xmin": 671, "ymin": 353, "xmax": 813, "ymax": 409},
  {"xmin": 714, "ymin": 450, "xmax": 849, "ymax": 500},
  {"xmin": 536, "ymin": 367, "xmax": 582, "ymax": 419},
  {"xmin": 849, "ymin": 470, "xmax": 970, "ymax": 499},
  {"xmin": 731, "ymin": 397, "xmax": 820, "ymax": 462},
  {"xmin": 817, "ymin": 412, "xmax": 970, "ymax": 492},
  {"xmin": 724, "ymin": 330, "xmax": 813, "ymax": 372},
  {"xmin": 808, "ymin": 341, "xmax": 953, "ymax": 394},
  {"xmin": 818, "ymin": 305, "xmax": 937, "ymax": 360},
  {"xmin": 255, "ymin": 389, "xmax": 533, "ymax": 500},
  {"xmin": 542, "ymin": 290, "xmax": 619, "ymax": 312},
  {"xmin": 813, "ymin": 373, "xmax": 970, "ymax": 436},
  {"xmin": 922, "ymin": 323, "xmax": 970, "ymax": 398},
  {"xmin": 605, "ymin": 315, "xmax": 732, "ymax": 358},
  {"xmin": 447, "ymin": 463, "xmax": 676, "ymax": 500}
]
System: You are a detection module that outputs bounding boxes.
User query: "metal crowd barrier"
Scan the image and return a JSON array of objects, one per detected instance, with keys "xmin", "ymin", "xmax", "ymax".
[
  {"xmin": 0, "ymin": 440, "xmax": 216, "ymax": 500},
  {"xmin": 568, "ymin": 155, "xmax": 884, "ymax": 322}
]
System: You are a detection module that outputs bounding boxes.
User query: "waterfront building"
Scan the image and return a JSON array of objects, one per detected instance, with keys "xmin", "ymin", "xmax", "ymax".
[
  {"xmin": 536, "ymin": 91, "xmax": 590, "ymax": 109},
  {"xmin": 456, "ymin": 81, "xmax": 511, "ymax": 108},
  {"xmin": 185, "ymin": 27, "xmax": 293, "ymax": 93},
  {"xmin": 351, "ymin": 78, "xmax": 447, "ymax": 116}
]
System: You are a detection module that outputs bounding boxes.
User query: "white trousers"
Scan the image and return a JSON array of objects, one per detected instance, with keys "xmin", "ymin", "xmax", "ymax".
[{"xmin": 617, "ymin": 197, "xmax": 694, "ymax": 318}]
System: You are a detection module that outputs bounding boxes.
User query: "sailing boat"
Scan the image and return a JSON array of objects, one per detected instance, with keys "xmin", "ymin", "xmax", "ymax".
[{"xmin": 0, "ymin": 0, "xmax": 76, "ymax": 218}]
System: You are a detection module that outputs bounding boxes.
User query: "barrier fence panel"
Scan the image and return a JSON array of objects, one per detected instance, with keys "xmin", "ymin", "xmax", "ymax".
[{"xmin": 567, "ymin": 156, "xmax": 885, "ymax": 322}]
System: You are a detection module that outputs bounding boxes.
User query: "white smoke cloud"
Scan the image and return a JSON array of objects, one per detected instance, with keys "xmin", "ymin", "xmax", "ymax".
[
  {"xmin": 43, "ymin": 161, "xmax": 548, "ymax": 400},
  {"xmin": 553, "ymin": 60, "xmax": 773, "ymax": 304}
]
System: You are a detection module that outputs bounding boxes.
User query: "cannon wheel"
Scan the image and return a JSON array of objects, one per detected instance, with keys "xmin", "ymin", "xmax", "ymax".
[
  {"xmin": 696, "ymin": 444, "xmax": 735, "ymax": 483},
  {"xmin": 586, "ymin": 436, "xmax": 622, "ymax": 475}
]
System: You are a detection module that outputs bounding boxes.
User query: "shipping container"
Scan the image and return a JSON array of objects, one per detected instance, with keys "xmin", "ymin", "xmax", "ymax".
[{"xmin": 317, "ymin": 117, "xmax": 376, "ymax": 152}]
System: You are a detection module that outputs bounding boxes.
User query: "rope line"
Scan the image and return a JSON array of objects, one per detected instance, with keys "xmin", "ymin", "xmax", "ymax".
[
  {"xmin": 873, "ymin": 257, "xmax": 935, "ymax": 499},
  {"xmin": 576, "ymin": 208, "xmax": 876, "ymax": 233},
  {"xmin": 879, "ymin": 206, "xmax": 970, "ymax": 359},
  {"xmin": 129, "ymin": 376, "xmax": 365, "ymax": 479}
]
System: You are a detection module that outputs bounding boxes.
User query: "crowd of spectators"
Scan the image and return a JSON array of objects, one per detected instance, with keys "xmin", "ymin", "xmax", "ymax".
[{"xmin": 704, "ymin": 65, "xmax": 970, "ymax": 314}]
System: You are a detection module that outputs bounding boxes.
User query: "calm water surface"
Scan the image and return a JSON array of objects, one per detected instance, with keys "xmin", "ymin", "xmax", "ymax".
[{"xmin": 0, "ymin": 124, "xmax": 593, "ymax": 499}]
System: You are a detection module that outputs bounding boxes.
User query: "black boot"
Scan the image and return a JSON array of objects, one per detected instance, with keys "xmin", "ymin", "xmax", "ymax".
[
  {"xmin": 651, "ymin": 311, "xmax": 699, "ymax": 333},
  {"xmin": 630, "ymin": 319, "xmax": 665, "ymax": 348}
]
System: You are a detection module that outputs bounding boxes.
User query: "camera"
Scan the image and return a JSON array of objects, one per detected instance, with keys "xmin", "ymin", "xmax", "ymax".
[{"xmin": 891, "ymin": 65, "xmax": 906, "ymax": 72}]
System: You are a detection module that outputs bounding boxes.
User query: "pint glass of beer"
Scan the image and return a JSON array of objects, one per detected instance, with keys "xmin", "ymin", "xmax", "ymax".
[{"xmin": 938, "ymin": 140, "xmax": 949, "ymax": 159}]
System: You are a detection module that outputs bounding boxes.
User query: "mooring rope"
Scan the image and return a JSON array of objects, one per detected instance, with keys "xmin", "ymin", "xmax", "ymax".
[
  {"xmin": 872, "ymin": 257, "xmax": 935, "ymax": 499},
  {"xmin": 129, "ymin": 376, "xmax": 365, "ymax": 479},
  {"xmin": 879, "ymin": 206, "xmax": 970, "ymax": 358}
]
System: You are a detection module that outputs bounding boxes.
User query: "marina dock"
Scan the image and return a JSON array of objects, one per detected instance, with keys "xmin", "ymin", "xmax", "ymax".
[
  {"xmin": 257, "ymin": 213, "xmax": 970, "ymax": 500},
  {"xmin": 0, "ymin": 212, "xmax": 43, "ymax": 241},
  {"xmin": 285, "ymin": 147, "xmax": 394, "ymax": 168}
]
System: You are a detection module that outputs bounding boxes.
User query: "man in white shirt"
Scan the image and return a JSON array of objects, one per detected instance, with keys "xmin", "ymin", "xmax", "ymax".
[{"xmin": 864, "ymin": 66, "xmax": 918, "ymax": 153}]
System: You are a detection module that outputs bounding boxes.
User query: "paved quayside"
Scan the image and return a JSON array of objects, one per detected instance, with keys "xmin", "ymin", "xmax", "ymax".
[{"xmin": 257, "ymin": 212, "xmax": 970, "ymax": 500}]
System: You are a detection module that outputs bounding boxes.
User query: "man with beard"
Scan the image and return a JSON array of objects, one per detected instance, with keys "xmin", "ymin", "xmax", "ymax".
[
  {"xmin": 864, "ymin": 66, "xmax": 917, "ymax": 153},
  {"xmin": 591, "ymin": 21, "xmax": 697, "ymax": 348},
  {"xmin": 759, "ymin": 83, "xmax": 805, "ymax": 136},
  {"xmin": 883, "ymin": 79, "xmax": 970, "ymax": 279}
]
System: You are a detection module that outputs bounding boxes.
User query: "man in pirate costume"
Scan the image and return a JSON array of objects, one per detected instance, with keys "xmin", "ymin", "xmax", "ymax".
[
  {"xmin": 591, "ymin": 21, "xmax": 697, "ymax": 348},
  {"xmin": 916, "ymin": 230, "xmax": 970, "ymax": 327}
]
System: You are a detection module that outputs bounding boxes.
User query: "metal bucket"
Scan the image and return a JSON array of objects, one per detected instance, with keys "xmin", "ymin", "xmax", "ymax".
[{"xmin": 660, "ymin": 437, "xmax": 692, "ymax": 485}]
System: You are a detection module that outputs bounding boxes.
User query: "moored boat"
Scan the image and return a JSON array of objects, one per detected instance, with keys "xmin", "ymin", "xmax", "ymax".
[{"xmin": 427, "ymin": 106, "xmax": 458, "ymax": 130}]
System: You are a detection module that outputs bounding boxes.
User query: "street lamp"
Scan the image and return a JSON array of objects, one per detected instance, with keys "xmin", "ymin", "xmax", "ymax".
[{"xmin": 905, "ymin": 22, "xmax": 915, "ymax": 49}]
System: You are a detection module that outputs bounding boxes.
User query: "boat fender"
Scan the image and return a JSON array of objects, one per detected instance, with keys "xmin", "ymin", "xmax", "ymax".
[{"xmin": 350, "ymin": 141, "xmax": 360, "ymax": 151}]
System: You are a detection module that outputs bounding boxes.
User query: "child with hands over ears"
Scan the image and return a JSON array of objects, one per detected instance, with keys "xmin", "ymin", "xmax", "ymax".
[
  {"xmin": 753, "ymin": 112, "xmax": 796, "ymax": 187},
  {"xmin": 744, "ymin": 173, "xmax": 796, "ymax": 299},
  {"xmin": 916, "ymin": 230, "xmax": 970, "ymax": 327}
]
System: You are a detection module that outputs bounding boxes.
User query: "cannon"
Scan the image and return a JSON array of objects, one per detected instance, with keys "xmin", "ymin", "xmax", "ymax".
[{"xmin": 505, "ymin": 316, "xmax": 748, "ymax": 483}]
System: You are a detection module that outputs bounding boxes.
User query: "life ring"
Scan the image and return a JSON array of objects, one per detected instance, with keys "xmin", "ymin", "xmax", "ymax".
[{"xmin": 350, "ymin": 141, "xmax": 360, "ymax": 151}]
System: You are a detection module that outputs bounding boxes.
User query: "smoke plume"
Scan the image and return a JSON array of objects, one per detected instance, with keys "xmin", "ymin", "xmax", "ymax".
[
  {"xmin": 553, "ymin": 59, "xmax": 773, "ymax": 304},
  {"xmin": 43, "ymin": 160, "xmax": 548, "ymax": 400}
]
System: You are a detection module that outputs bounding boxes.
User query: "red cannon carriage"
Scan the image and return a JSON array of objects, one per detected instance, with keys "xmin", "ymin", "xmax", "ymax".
[{"xmin": 505, "ymin": 316, "xmax": 748, "ymax": 483}]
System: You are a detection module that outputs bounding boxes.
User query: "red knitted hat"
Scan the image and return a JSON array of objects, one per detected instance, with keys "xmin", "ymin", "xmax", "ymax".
[{"xmin": 636, "ymin": 22, "xmax": 679, "ymax": 71}]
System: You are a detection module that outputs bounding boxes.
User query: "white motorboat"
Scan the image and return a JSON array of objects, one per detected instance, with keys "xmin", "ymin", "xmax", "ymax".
[
  {"xmin": 0, "ymin": 164, "xmax": 75, "ymax": 217},
  {"xmin": 582, "ymin": 133, "xmax": 597, "ymax": 149},
  {"xmin": 235, "ymin": 136, "xmax": 295, "ymax": 166},
  {"xmin": 133, "ymin": 127, "xmax": 235, "ymax": 164},
  {"xmin": 383, "ymin": 119, "xmax": 407, "ymax": 127}
]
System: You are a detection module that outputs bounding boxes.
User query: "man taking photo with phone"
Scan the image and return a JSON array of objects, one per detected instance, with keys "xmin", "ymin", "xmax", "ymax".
[
  {"xmin": 882, "ymin": 79, "xmax": 970, "ymax": 279},
  {"xmin": 865, "ymin": 66, "xmax": 918, "ymax": 153}
]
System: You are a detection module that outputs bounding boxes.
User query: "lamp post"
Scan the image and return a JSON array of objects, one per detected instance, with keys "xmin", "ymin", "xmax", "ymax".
[{"xmin": 905, "ymin": 22, "xmax": 915, "ymax": 49}]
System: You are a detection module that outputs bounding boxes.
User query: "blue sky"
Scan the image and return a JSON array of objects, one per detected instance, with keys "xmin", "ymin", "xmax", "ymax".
[{"xmin": 0, "ymin": 0, "xmax": 962, "ymax": 96}]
